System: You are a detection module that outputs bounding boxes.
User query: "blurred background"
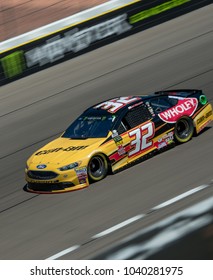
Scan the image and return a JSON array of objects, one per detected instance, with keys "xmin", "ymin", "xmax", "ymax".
[
  {"xmin": 0, "ymin": 0, "xmax": 212, "ymax": 261},
  {"xmin": 0, "ymin": 0, "xmax": 108, "ymax": 41}
]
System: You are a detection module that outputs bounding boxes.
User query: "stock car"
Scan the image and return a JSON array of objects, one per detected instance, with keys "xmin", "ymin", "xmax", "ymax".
[{"xmin": 25, "ymin": 89, "xmax": 213, "ymax": 193}]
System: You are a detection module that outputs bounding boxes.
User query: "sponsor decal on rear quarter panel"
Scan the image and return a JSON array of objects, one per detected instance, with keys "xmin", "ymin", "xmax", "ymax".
[{"xmin": 158, "ymin": 97, "xmax": 198, "ymax": 123}]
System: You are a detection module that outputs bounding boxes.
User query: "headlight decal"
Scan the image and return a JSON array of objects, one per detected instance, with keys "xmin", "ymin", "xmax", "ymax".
[{"xmin": 58, "ymin": 161, "xmax": 81, "ymax": 171}]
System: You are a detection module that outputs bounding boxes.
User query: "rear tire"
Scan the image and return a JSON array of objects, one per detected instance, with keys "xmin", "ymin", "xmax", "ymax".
[
  {"xmin": 88, "ymin": 154, "xmax": 108, "ymax": 182},
  {"xmin": 174, "ymin": 116, "xmax": 194, "ymax": 143}
]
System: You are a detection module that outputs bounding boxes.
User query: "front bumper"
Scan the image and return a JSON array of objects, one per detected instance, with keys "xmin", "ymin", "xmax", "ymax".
[{"xmin": 25, "ymin": 167, "xmax": 89, "ymax": 194}]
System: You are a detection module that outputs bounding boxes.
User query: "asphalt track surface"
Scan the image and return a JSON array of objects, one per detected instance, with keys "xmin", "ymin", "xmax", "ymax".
[{"xmin": 0, "ymin": 5, "xmax": 213, "ymax": 260}]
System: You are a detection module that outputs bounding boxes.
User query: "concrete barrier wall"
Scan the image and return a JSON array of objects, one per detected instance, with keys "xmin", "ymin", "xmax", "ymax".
[{"xmin": 0, "ymin": 0, "xmax": 211, "ymax": 86}]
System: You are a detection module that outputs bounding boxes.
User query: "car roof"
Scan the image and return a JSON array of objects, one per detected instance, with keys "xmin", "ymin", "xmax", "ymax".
[
  {"xmin": 85, "ymin": 96, "xmax": 149, "ymax": 115},
  {"xmin": 82, "ymin": 90, "xmax": 201, "ymax": 115}
]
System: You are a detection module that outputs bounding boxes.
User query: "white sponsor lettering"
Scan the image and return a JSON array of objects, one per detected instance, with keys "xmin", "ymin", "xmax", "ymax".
[
  {"xmin": 160, "ymin": 98, "xmax": 197, "ymax": 121},
  {"xmin": 175, "ymin": 105, "xmax": 185, "ymax": 113},
  {"xmin": 158, "ymin": 142, "xmax": 167, "ymax": 149},
  {"xmin": 25, "ymin": 14, "xmax": 131, "ymax": 67},
  {"xmin": 95, "ymin": 97, "xmax": 140, "ymax": 113}
]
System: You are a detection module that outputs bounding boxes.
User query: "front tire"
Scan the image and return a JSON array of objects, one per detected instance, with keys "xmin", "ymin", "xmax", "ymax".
[
  {"xmin": 174, "ymin": 116, "xmax": 194, "ymax": 143},
  {"xmin": 88, "ymin": 154, "xmax": 108, "ymax": 182}
]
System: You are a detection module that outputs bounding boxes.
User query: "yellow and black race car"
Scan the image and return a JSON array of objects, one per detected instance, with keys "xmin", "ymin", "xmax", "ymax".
[{"xmin": 25, "ymin": 89, "xmax": 213, "ymax": 193}]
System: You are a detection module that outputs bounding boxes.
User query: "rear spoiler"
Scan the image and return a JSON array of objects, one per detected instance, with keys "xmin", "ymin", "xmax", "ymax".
[{"xmin": 154, "ymin": 89, "xmax": 203, "ymax": 97}]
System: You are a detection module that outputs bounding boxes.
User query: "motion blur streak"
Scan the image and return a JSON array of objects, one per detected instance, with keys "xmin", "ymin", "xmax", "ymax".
[{"xmin": 0, "ymin": 5, "xmax": 212, "ymax": 259}]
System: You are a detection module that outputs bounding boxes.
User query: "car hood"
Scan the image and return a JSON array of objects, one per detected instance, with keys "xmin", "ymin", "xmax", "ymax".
[{"xmin": 28, "ymin": 137, "xmax": 107, "ymax": 167}]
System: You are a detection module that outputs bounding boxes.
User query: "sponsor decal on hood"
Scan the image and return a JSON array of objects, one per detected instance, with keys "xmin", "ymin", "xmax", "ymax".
[
  {"xmin": 158, "ymin": 97, "xmax": 198, "ymax": 123},
  {"xmin": 35, "ymin": 146, "xmax": 88, "ymax": 155}
]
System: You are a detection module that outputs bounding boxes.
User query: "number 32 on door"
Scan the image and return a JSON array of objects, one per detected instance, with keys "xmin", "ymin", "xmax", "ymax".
[{"xmin": 128, "ymin": 121, "xmax": 155, "ymax": 157}]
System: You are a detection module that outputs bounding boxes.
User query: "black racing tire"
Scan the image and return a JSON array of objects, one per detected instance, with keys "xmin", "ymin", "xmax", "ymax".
[
  {"xmin": 88, "ymin": 154, "xmax": 108, "ymax": 182},
  {"xmin": 174, "ymin": 116, "xmax": 194, "ymax": 143}
]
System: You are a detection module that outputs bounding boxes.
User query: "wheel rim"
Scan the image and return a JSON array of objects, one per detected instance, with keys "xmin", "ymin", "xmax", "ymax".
[
  {"xmin": 176, "ymin": 119, "xmax": 190, "ymax": 139},
  {"xmin": 89, "ymin": 156, "xmax": 105, "ymax": 179}
]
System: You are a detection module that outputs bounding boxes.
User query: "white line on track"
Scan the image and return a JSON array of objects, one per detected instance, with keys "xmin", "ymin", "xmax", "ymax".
[
  {"xmin": 92, "ymin": 214, "xmax": 145, "ymax": 239},
  {"xmin": 45, "ymin": 184, "xmax": 210, "ymax": 260},
  {"xmin": 46, "ymin": 245, "xmax": 80, "ymax": 260},
  {"xmin": 151, "ymin": 185, "xmax": 209, "ymax": 211}
]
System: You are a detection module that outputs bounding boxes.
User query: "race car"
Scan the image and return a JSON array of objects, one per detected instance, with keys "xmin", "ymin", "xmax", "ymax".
[{"xmin": 25, "ymin": 89, "xmax": 213, "ymax": 193}]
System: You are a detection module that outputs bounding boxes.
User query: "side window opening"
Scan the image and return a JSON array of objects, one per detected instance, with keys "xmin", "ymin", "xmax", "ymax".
[
  {"xmin": 168, "ymin": 96, "xmax": 179, "ymax": 106},
  {"xmin": 149, "ymin": 97, "xmax": 173, "ymax": 113},
  {"xmin": 117, "ymin": 121, "xmax": 127, "ymax": 134}
]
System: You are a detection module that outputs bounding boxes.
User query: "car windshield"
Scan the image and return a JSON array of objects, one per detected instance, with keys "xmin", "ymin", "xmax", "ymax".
[{"xmin": 62, "ymin": 114, "xmax": 115, "ymax": 139}]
